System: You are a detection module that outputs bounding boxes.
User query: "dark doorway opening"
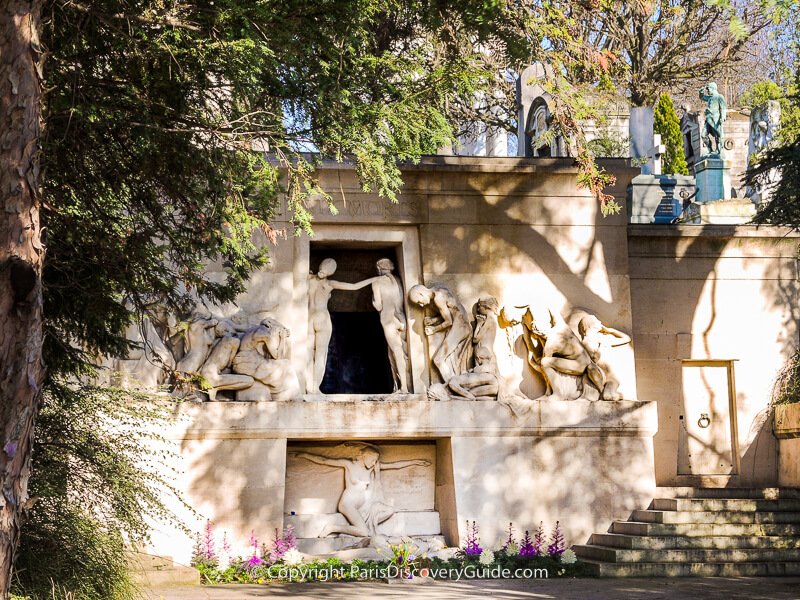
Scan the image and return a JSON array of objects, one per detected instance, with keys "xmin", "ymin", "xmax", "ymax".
[{"xmin": 310, "ymin": 245, "xmax": 402, "ymax": 394}]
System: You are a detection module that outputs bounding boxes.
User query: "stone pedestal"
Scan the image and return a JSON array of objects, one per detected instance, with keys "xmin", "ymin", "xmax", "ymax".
[
  {"xmin": 681, "ymin": 199, "xmax": 757, "ymax": 224},
  {"xmin": 628, "ymin": 174, "xmax": 695, "ymax": 224},
  {"xmin": 694, "ymin": 157, "xmax": 732, "ymax": 202}
]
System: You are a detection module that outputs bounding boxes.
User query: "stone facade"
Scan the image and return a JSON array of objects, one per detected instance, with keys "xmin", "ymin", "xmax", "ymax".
[{"xmin": 131, "ymin": 157, "xmax": 798, "ymax": 565}]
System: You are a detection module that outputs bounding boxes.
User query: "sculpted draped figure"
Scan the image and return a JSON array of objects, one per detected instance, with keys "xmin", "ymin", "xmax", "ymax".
[
  {"xmin": 370, "ymin": 259, "xmax": 410, "ymax": 393},
  {"xmin": 292, "ymin": 443, "xmax": 430, "ymax": 538},
  {"xmin": 307, "ymin": 259, "xmax": 377, "ymax": 394},
  {"xmin": 408, "ymin": 283, "xmax": 472, "ymax": 382},
  {"xmin": 425, "ymin": 295, "xmax": 502, "ymax": 402}
]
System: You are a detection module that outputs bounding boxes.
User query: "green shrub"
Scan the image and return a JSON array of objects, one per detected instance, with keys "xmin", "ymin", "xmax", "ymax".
[
  {"xmin": 12, "ymin": 384, "xmax": 183, "ymax": 600},
  {"xmin": 653, "ymin": 93, "xmax": 689, "ymax": 176},
  {"xmin": 771, "ymin": 349, "xmax": 800, "ymax": 406}
]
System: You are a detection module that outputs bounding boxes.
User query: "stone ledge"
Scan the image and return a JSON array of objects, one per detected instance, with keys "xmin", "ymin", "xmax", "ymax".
[
  {"xmin": 286, "ymin": 511, "xmax": 441, "ymax": 538},
  {"xmin": 628, "ymin": 224, "xmax": 800, "ymax": 239},
  {"xmin": 775, "ymin": 404, "xmax": 800, "ymax": 439},
  {"xmin": 164, "ymin": 399, "xmax": 658, "ymax": 440}
]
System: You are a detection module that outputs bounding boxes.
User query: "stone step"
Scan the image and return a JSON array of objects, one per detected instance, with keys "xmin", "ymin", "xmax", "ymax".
[
  {"xmin": 129, "ymin": 553, "xmax": 200, "ymax": 587},
  {"xmin": 590, "ymin": 532, "xmax": 800, "ymax": 550},
  {"xmin": 580, "ymin": 559, "xmax": 800, "ymax": 577},
  {"xmin": 611, "ymin": 520, "xmax": 800, "ymax": 537},
  {"xmin": 574, "ymin": 544, "xmax": 800, "ymax": 563},
  {"xmin": 651, "ymin": 498, "xmax": 800, "ymax": 512},
  {"xmin": 630, "ymin": 509, "xmax": 800, "ymax": 525},
  {"xmin": 656, "ymin": 487, "xmax": 800, "ymax": 500},
  {"xmin": 285, "ymin": 511, "xmax": 441, "ymax": 538}
]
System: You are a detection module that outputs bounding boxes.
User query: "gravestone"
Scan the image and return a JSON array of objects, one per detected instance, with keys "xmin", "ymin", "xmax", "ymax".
[
  {"xmin": 630, "ymin": 106, "xmax": 655, "ymax": 174},
  {"xmin": 628, "ymin": 173, "xmax": 695, "ymax": 223},
  {"xmin": 628, "ymin": 133, "xmax": 696, "ymax": 223}
]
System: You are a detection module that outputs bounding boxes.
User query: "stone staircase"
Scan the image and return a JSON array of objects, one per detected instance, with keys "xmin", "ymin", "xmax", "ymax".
[
  {"xmin": 575, "ymin": 488, "xmax": 800, "ymax": 576},
  {"xmin": 130, "ymin": 552, "xmax": 200, "ymax": 587}
]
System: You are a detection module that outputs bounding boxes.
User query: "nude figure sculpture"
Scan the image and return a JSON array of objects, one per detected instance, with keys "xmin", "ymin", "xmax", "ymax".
[
  {"xmin": 232, "ymin": 317, "xmax": 301, "ymax": 401},
  {"xmin": 446, "ymin": 345, "xmax": 500, "ymax": 401},
  {"xmin": 198, "ymin": 320, "xmax": 254, "ymax": 401},
  {"xmin": 577, "ymin": 314, "xmax": 631, "ymax": 401},
  {"xmin": 175, "ymin": 312, "xmax": 219, "ymax": 373},
  {"xmin": 370, "ymin": 258, "xmax": 409, "ymax": 393},
  {"xmin": 307, "ymin": 259, "xmax": 376, "ymax": 394},
  {"xmin": 293, "ymin": 444, "xmax": 430, "ymax": 538},
  {"xmin": 408, "ymin": 284, "xmax": 472, "ymax": 382}
]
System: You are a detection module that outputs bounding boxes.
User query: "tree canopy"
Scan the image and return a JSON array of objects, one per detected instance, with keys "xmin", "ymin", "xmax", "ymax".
[
  {"xmin": 544, "ymin": 0, "xmax": 771, "ymax": 106},
  {"xmin": 3, "ymin": 0, "xmax": 620, "ymax": 594},
  {"xmin": 40, "ymin": 0, "xmax": 522, "ymax": 374}
]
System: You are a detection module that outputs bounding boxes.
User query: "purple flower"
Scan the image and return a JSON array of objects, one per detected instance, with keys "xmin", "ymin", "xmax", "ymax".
[
  {"xmin": 244, "ymin": 555, "xmax": 264, "ymax": 569},
  {"xmin": 463, "ymin": 520, "xmax": 483, "ymax": 556},
  {"xmin": 519, "ymin": 530, "xmax": 536, "ymax": 557},
  {"xmin": 269, "ymin": 525, "xmax": 297, "ymax": 563},
  {"xmin": 547, "ymin": 521, "xmax": 566, "ymax": 558}
]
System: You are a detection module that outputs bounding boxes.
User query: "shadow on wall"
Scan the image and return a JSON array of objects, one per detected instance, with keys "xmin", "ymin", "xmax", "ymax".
[{"xmin": 449, "ymin": 402, "xmax": 655, "ymax": 547}]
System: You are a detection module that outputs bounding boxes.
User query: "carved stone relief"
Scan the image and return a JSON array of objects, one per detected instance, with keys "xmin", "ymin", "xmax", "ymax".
[
  {"xmin": 407, "ymin": 284, "xmax": 473, "ymax": 383},
  {"xmin": 290, "ymin": 443, "xmax": 431, "ymax": 539},
  {"xmin": 419, "ymin": 294, "xmax": 502, "ymax": 403},
  {"xmin": 500, "ymin": 305, "xmax": 631, "ymax": 401}
]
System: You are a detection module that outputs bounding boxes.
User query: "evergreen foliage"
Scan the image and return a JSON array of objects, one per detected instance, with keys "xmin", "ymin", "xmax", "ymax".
[
  {"xmin": 41, "ymin": 0, "xmax": 522, "ymax": 374},
  {"xmin": 12, "ymin": 384, "xmax": 182, "ymax": 600},
  {"xmin": 747, "ymin": 70, "xmax": 800, "ymax": 228},
  {"xmin": 653, "ymin": 93, "xmax": 689, "ymax": 176}
]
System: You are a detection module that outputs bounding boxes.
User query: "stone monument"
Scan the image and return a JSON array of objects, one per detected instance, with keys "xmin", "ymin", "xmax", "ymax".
[
  {"xmin": 746, "ymin": 100, "xmax": 782, "ymax": 204},
  {"xmin": 370, "ymin": 258, "xmax": 410, "ymax": 393},
  {"xmin": 307, "ymin": 259, "xmax": 377, "ymax": 394},
  {"xmin": 628, "ymin": 133, "xmax": 695, "ymax": 223},
  {"xmin": 291, "ymin": 443, "xmax": 430, "ymax": 539},
  {"xmin": 499, "ymin": 305, "xmax": 631, "ymax": 402},
  {"xmin": 408, "ymin": 284, "xmax": 473, "ymax": 383},
  {"xmin": 694, "ymin": 82, "xmax": 731, "ymax": 202}
]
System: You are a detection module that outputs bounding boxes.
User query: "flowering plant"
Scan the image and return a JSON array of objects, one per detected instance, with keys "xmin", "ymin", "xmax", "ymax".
[
  {"xmin": 269, "ymin": 525, "xmax": 297, "ymax": 563},
  {"xmin": 500, "ymin": 522, "xmax": 516, "ymax": 553},
  {"xmin": 243, "ymin": 531, "xmax": 264, "ymax": 570},
  {"xmin": 479, "ymin": 548, "xmax": 495, "ymax": 565},
  {"xmin": 191, "ymin": 520, "xmax": 218, "ymax": 568},
  {"xmin": 387, "ymin": 538, "xmax": 420, "ymax": 578},
  {"xmin": 547, "ymin": 521, "xmax": 566, "ymax": 557},
  {"xmin": 560, "ymin": 548, "xmax": 577, "ymax": 564},
  {"xmin": 462, "ymin": 520, "xmax": 482, "ymax": 556},
  {"xmin": 519, "ymin": 530, "xmax": 536, "ymax": 558}
]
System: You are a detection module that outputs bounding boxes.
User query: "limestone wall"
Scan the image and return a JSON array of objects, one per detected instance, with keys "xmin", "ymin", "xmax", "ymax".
[
  {"xmin": 143, "ymin": 157, "xmax": 662, "ymax": 564},
  {"xmin": 149, "ymin": 399, "xmax": 657, "ymax": 564},
  {"xmin": 141, "ymin": 158, "xmax": 799, "ymax": 567},
  {"xmin": 628, "ymin": 225, "xmax": 800, "ymax": 487},
  {"xmin": 773, "ymin": 403, "xmax": 800, "ymax": 488}
]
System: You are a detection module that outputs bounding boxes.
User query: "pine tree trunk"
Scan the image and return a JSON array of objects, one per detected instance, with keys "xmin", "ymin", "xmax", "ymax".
[{"xmin": 0, "ymin": 1, "xmax": 44, "ymax": 596}]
